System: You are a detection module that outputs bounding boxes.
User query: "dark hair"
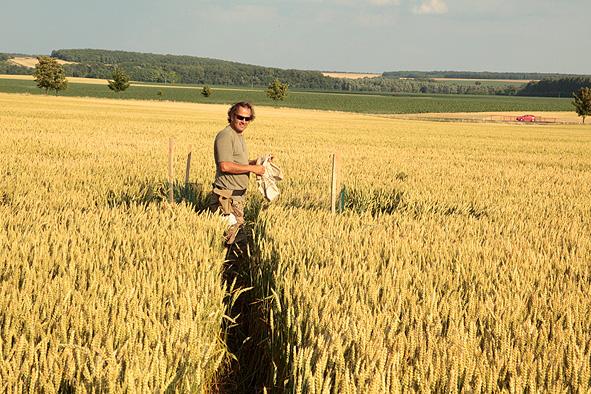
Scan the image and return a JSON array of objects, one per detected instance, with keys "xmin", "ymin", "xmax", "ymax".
[{"xmin": 227, "ymin": 102, "xmax": 255, "ymax": 123}]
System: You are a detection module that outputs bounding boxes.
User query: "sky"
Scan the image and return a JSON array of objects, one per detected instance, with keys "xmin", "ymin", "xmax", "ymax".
[{"xmin": 1, "ymin": 0, "xmax": 590, "ymax": 74}]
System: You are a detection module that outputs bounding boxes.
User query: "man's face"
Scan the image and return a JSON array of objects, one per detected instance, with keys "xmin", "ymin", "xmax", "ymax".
[{"xmin": 230, "ymin": 106, "xmax": 252, "ymax": 133}]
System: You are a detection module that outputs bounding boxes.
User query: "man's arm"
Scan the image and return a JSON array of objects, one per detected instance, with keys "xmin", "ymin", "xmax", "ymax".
[{"xmin": 220, "ymin": 161, "xmax": 265, "ymax": 175}]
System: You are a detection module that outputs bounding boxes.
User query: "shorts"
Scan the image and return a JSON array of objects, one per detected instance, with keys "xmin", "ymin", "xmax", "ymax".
[{"xmin": 207, "ymin": 188, "xmax": 245, "ymax": 245}]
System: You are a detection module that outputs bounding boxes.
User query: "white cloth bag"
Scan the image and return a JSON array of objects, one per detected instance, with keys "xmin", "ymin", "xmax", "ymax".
[{"xmin": 256, "ymin": 155, "xmax": 284, "ymax": 202}]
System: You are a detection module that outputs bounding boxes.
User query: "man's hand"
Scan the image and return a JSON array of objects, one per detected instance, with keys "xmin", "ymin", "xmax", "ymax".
[{"xmin": 251, "ymin": 165, "xmax": 265, "ymax": 176}]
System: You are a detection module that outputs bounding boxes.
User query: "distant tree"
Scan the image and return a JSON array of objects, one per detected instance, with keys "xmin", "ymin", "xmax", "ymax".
[
  {"xmin": 156, "ymin": 67, "xmax": 178, "ymax": 84},
  {"xmin": 266, "ymin": 78, "xmax": 288, "ymax": 101},
  {"xmin": 572, "ymin": 87, "xmax": 591, "ymax": 124},
  {"xmin": 201, "ymin": 85, "xmax": 211, "ymax": 97},
  {"xmin": 107, "ymin": 67, "xmax": 130, "ymax": 93},
  {"xmin": 167, "ymin": 71, "xmax": 179, "ymax": 84},
  {"xmin": 33, "ymin": 56, "xmax": 67, "ymax": 94}
]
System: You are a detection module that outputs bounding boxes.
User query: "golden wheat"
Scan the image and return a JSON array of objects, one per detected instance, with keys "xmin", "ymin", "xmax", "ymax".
[
  {"xmin": 0, "ymin": 94, "xmax": 229, "ymax": 392},
  {"xmin": 248, "ymin": 106, "xmax": 591, "ymax": 392},
  {"xmin": 1, "ymin": 92, "xmax": 590, "ymax": 392}
]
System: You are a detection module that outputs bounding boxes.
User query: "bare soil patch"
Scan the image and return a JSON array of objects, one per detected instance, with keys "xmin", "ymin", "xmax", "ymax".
[
  {"xmin": 322, "ymin": 72, "xmax": 381, "ymax": 79},
  {"xmin": 8, "ymin": 56, "xmax": 78, "ymax": 68}
]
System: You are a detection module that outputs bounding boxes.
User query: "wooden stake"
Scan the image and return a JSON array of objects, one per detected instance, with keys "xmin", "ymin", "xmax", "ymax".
[
  {"xmin": 185, "ymin": 146, "xmax": 192, "ymax": 186},
  {"xmin": 331, "ymin": 153, "xmax": 340, "ymax": 213},
  {"xmin": 168, "ymin": 138, "xmax": 174, "ymax": 204}
]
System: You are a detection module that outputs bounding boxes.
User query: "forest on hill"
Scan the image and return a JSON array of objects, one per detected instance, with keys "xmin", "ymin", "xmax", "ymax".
[
  {"xmin": 1, "ymin": 49, "xmax": 589, "ymax": 97},
  {"xmin": 382, "ymin": 70, "xmax": 586, "ymax": 81}
]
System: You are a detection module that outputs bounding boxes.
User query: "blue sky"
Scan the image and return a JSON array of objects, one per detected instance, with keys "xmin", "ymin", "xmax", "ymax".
[{"xmin": 2, "ymin": 0, "xmax": 589, "ymax": 73}]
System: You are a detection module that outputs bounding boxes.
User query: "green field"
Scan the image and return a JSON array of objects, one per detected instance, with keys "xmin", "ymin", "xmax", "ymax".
[{"xmin": 0, "ymin": 77, "xmax": 574, "ymax": 114}]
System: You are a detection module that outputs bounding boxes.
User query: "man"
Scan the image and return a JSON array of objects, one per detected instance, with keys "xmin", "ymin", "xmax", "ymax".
[{"xmin": 208, "ymin": 102, "xmax": 265, "ymax": 245}]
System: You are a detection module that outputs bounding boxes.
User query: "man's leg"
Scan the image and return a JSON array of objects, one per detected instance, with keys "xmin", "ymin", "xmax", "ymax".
[
  {"xmin": 207, "ymin": 190, "xmax": 245, "ymax": 245},
  {"xmin": 225, "ymin": 198, "xmax": 245, "ymax": 245}
]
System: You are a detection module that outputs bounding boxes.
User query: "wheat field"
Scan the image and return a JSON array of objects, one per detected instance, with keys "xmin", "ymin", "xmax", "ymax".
[
  {"xmin": 248, "ymin": 100, "xmax": 591, "ymax": 392},
  {"xmin": 1, "ymin": 92, "xmax": 590, "ymax": 392},
  {"xmin": 0, "ymin": 94, "xmax": 230, "ymax": 392}
]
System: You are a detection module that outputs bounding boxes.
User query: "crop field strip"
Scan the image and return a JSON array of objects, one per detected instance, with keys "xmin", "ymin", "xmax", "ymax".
[
  {"xmin": 0, "ymin": 75, "xmax": 574, "ymax": 115},
  {"xmin": 1, "ymin": 93, "xmax": 590, "ymax": 392}
]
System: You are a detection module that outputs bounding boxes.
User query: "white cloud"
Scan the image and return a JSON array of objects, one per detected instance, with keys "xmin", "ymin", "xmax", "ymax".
[{"xmin": 414, "ymin": 0, "xmax": 448, "ymax": 14}]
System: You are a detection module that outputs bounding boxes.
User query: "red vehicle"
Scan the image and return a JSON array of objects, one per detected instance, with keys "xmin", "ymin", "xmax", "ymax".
[{"xmin": 516, "ymin": 114, "xmax": 536, "ymax": 122}]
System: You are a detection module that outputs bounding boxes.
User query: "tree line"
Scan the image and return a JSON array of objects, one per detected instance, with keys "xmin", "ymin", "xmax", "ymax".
[
  {"xmin": 47, "ymin": 49, "xmax": 519, "ymax": 95},
  {"xmin": 382, "ymin": 70, "xmax": 587, "ymax": 81},
  {"xmin": 517, "ymin": 77, "xmax": 591, "ymax": 97}
]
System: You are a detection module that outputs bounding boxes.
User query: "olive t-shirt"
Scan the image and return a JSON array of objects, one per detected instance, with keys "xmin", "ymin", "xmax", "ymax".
[{"xmin": 213, "ymin": 125, "xmax": 249, "ymax": 198}]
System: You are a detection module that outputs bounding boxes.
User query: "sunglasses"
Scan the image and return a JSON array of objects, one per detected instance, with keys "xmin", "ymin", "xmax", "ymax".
[{"xmin": 235, "ymin": 114, "xmax": 252, "ymax": 122}]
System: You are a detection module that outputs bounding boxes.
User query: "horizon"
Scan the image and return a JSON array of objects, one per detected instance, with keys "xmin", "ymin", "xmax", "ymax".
[{"xmin": 2, "ymin": 0, "xmax": 590, "ymax": 75}]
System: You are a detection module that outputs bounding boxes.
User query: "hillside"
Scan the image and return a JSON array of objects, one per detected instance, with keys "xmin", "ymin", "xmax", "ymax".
[{"xmin": 51, "ymin": 49, "xmax": 335, "ymax": 89}]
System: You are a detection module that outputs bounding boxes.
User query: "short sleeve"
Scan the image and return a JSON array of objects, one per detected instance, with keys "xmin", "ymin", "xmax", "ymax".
[{"xmin": 214, "ymin": 131, "xmax": 233, "ymax": 163}]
